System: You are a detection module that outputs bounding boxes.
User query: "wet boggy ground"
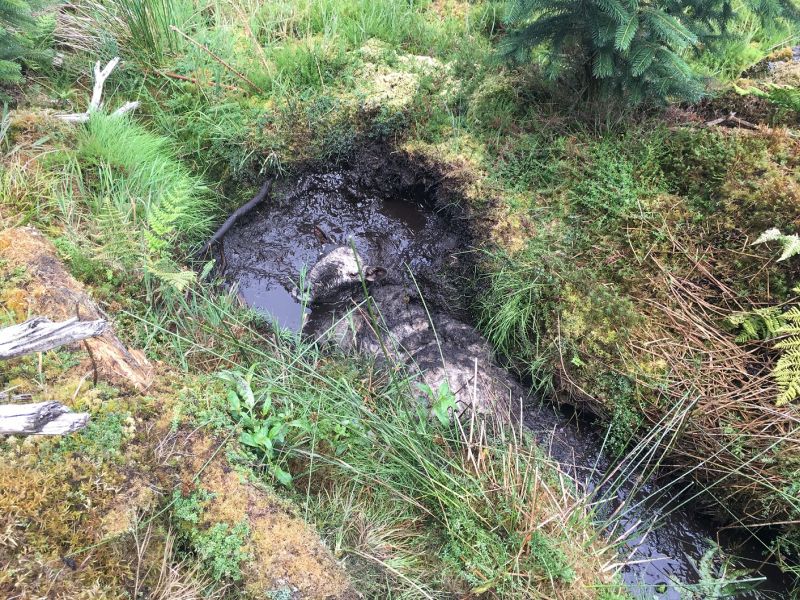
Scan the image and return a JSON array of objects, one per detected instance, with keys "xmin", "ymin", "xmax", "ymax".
[
  {"xmin": 217, "ymin": 149, "xmax": 790, "ymax": 599},
  {"xmin": 221, "ymin": 169, "xmax": 468, "ymax": 331}
]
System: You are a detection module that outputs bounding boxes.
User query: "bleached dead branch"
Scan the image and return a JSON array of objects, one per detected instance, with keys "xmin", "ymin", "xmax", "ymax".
[{"xmin": 56, "ymin": 57, "xmax": 139, "ymax": 123}]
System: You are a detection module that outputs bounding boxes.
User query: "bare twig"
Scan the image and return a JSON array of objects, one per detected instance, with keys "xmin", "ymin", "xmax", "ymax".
[
  {"xmin": 158, "ymin": 70, "xmax": 242, "ymax": 92},
  {"xmin": 233, "ymin": 2, "xmax": 272, "ymax": 75},
  {"xmin": 169, "ymin": 26, "xmax": 261, "ymax": 93}
]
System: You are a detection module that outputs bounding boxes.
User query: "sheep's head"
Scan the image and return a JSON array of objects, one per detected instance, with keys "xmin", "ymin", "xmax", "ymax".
[{"xmin": 306, "ymin": 246, "xmax": 387, "ymax": 303}]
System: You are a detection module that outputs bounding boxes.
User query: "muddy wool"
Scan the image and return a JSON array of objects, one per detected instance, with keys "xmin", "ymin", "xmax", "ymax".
[{"xmin": 304, "ymin": 246, "xmax": 525, "ymax": 419}]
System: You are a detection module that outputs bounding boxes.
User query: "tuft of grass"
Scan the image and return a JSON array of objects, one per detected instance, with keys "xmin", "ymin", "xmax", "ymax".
[
  {"xmin": 76, "ymin": 113, "xmax": 214, "ymax": 253},
  {"xmin": 476, "ymin": 243, "xmax": 564, "ymax": 393},
  {"xmin": 109, "ymin": 0, "xmax": 181, "ymax": 64},
  {"xmin": 127, "ymin": 283, "xmax": 624, "ymax": 598}
]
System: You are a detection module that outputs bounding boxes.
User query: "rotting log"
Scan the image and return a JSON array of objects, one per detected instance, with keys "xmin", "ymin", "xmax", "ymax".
[
  {"xmin": 0, "ymin": 316, "xmax": 107, "ymax": 360},
  {"xmin": 0, "ymin": 227, "xmax": 154, "ymax": 390},
  {"xmin": 196, "ymin": 178, "xmax": 275, "ymax": 257},
  {"xmin": 0, "ymin": 401, "xmax": 89, "ymax": 435}
]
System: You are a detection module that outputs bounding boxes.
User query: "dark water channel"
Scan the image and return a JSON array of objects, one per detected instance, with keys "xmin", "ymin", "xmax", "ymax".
[{"xmin": 219, "ymin": 167, "xmax": 790, "ymax": 598}]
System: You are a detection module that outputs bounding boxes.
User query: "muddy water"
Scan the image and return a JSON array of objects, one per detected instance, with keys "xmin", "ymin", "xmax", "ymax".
[
  {"xmin": 221, "ymin": 172, "xmax": 463, "ymax": 330},
  {"xmin": 219, "ymin": 168, "xmax": 789, "ymax": 599}
]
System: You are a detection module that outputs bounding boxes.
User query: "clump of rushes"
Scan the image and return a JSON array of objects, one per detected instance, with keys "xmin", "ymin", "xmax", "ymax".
[{"xmin": 135, "ymin": 287, "xmax": 626, "ymax": 599}]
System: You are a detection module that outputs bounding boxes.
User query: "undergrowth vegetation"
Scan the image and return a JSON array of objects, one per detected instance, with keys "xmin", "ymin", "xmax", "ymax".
[{"xmin": 2, "ymin": 0, "xmax": 800, "ymax": 596}]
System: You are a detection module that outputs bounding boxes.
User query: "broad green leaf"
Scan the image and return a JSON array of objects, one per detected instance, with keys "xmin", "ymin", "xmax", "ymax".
[
  {"xmin": 239, "ymin": 431, "xmax": 257, "ymax": 448},
  {"xmin": 227, "ymin": 389, "xmax": 241, "ymax": 414},
  {"xmin": 271, "ymin": 465, "xmax": 293, "ymax": 487}
]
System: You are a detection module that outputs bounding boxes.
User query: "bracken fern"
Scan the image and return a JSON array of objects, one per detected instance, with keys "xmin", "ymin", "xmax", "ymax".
[{"xmin": 774, "ymin": 306, "xmax": 800, "ymax": 406}]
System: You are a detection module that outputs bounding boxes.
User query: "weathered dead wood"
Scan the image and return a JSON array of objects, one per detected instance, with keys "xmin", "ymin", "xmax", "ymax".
[
  {"xmin": 706, "ymin": 111, "xmax": 761, "ymax": 131},
  {"xmin": 56, "ymin": 57, "xmax": 140, "ymax": 123},
  {"xmin": 0, "ymin": 401, "xmax": 89, "ymax": 435},
  {"xmin": 0, "ymin": 227, "xmax": 154, "ymax": 390},
  {"xmin": 0, "ymin": 316, "xmax": 107, "ymax": 359},
  {"xmin": 0, "ymin": 392, "xmax": 32, "ymax": 402}
]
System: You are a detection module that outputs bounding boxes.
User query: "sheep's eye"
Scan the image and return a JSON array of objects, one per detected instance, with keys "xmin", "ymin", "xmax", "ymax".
[{"xmin": 347, "ymin": 271, "xmax": 358, "ymax": 278}]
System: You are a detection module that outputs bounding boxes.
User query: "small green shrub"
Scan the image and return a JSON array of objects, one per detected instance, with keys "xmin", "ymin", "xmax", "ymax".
[
  {"xmin": 56, "ymin": 411, "xmax": 131, "ymax": 462},
  {"xmin": 501, "ymin": 0, "xmax": 799, "ymax": 104},
  {"xmin": 193, "ymin": 522, "xmax": 251, "ymax": 582},
  {"xmin": 219, "ymin": 365, "xmax": 362, "ymax": 487},
  {"xmin": 568, "ymin": 138, "xmax": 660, "ymax": 221},
  {"xmin": 492, "ymin": 132, "xmax": 562, "ymax": 193},
  {"xmin": 171, "ymin": 488, "xmax": 251, "ymax": 582}
]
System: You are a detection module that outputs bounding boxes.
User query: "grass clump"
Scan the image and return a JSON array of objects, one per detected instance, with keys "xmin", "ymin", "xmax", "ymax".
[
  {"xmin": 76, "ymin": 113, "xmax": 214, "ymax": 258},
  {"xmin": 136, "ymin": 284, "xmax": 623, "ymax": 598}
]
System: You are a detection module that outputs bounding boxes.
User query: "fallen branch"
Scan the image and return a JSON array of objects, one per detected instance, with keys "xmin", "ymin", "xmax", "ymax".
[
  {"xmin": 0, "ymin": 401, "xmax": 89, "ymax": 435},
  {"xmin": 158, "ymin": 70, "xmax": 242, "ymax": 92},
  {"xmin": 56, "ymin": 57, "xmax": 140, "ymax": 123},
  {"xmin": 170, "ymin": 26, "xmax": 261, "ymax": 93},
  {"xmin": 0, "ymin": 316, "xmax": 107, "ymax": 360},
  {"xmin": 196, "ymin": 178, "xmax": 274, "ymax": 257},
  {"xmin": 728, "ymin": 114, "xmax": 759, "ymax": 130},
  {"xmin": 706, "ymin": 111, "xmax": 759, "ymax": 131},
  {"xmin": 0, "ymin": 392, "xmax": 32, "ymax": 402}
]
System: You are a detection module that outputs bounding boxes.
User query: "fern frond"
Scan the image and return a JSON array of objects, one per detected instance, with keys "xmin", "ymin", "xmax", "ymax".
[
  {"xmin": 146, "ymin": 260, "xmax": 197, "ymax": 293},
  {"xmin": 772, "ymin": 307, "xmax": 800, "ymax": 405},
  {"xmin": 753, "ymin": 228, "xmax": 800, "ymax": 262},
  {"xmin": 727, "ymin": 307, "xmax": 784, "ymax": 343}
]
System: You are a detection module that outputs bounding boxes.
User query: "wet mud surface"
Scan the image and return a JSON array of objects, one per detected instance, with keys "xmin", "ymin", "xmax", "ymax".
[
  {"xmin": 221, "ymin": 170, "xmax": 467, "ymax": 331},
  {"xmin": 217, "ymin": 153, "xmax": 790, "ymax": 599}
]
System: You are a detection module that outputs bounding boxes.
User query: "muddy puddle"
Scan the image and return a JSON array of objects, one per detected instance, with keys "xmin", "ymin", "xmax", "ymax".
[
  {"xmin": 217, "ymin": 159, "xmax": 790, "ymax": 599},
  {"xmin": 220, "ymin": 171, "xmax": 464, "ymax": 331}
]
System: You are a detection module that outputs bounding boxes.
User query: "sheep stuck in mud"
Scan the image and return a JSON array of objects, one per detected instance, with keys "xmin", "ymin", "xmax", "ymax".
[{"xmin": 304, "ymin": 246, "xmax": 525, "ymax": 419}]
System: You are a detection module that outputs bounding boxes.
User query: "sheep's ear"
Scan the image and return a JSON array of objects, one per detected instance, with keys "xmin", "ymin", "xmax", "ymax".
[{"xmin": 365, "ymin": 266, "xmax": 387, "ymax": 282}]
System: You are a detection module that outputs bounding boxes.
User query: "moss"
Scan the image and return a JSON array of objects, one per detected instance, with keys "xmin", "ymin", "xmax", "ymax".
[
  {"xmin": 169, "ymin": 431, "xmax": 355, "ymax": 598},
  {"xmin": 719, "ymin": 131, "xmax": 800, "ymax": 233}
]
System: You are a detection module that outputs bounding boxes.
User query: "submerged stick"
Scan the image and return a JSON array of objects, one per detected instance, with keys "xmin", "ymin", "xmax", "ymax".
[{"xmin": 196, "ymin": 178, "xmax": 274, "ymax": 258}]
